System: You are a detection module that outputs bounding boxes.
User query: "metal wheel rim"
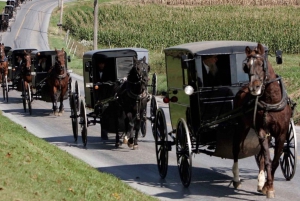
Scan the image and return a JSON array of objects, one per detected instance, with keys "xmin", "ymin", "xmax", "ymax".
[
  {"xmin": 152, "ymin": 73, "xmax": 157, "ymax": 95},
  {"xmin": 5, "ymin": 76, "xmax": 8, "ymax": 102},
  {"xmin": 154, "ymin": 108, "xmax": 169, "ymax": 179},
  {"xmin": 75, "ymin": 80, "xmax": 80, "ymax": 112},
  {"xmin": 280, "ymin": 118, "xmax": 297, "ymax": 180},
  {"xmin": 71, "ymin": 94, "xmax": 78, "ymax": 142},
  {"xmin": 80, "ymin": 100, "xmax": 87, "ymax": 146},
  {"xmin": 27, "ymin": 84, "xmax": 32, "ymax": 115},
  {"xmin": 176, "ymin": 118, "xmax": 192, "ymax": 187},
  {"xmin": 150, "ymin": 96, "xmax": 158, "ymax": 134}
]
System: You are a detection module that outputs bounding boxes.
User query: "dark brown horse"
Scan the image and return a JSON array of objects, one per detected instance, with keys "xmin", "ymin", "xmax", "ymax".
[
  {"xmin": 232, "ymin": 43, "xmax": 293, "ymax": 198},
  {"xmin": 0, "ymin": 43, "xmax": 8, "ymax": 83},
  {"xmin": 47, "ymin": 48, "xmax": 70, "ymax": 116}
]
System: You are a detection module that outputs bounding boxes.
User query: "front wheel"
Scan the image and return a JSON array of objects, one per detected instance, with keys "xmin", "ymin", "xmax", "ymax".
[
  {"xmin": 280, "ymin": 118, "xmax": 297, "ymax": 180},
  {"xmin": 150, "ymin": 96, "xmax": 158, "ymax": 135},
  {"xmin": 154, "ymin": 108, "xmax": 169, "ymax": 179},
  {"xmin": 176, "ymin": 118, "xmax": 192, "ymax": 187},
  {"xmin": 80, "ymin": 99, "xmax": 87, "ymax": 146}
]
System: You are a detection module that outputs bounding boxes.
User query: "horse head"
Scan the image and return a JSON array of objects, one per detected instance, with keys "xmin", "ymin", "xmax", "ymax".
[
  {"xmin": 54, "ymin": 48, "xmax": 66, "ymax": 75},
  {"xmin": 127, "ymin": 56, "xmax": 150, "ymax": 95},
  {"xmin": 0, "ymin": 43, "xmax": 6, "ymax": 61},
  {"xmin": 243, "ymin": 43, "xmax": 271, "ymax": 96},
  {"xmin": 22, "ymin": 50, "xmax": 32, "ymax": 71}
]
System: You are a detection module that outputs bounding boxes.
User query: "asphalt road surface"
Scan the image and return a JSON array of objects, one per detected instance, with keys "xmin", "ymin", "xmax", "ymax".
[{"xmin": 1, "ymin": 1, "xmax": 300, "ymax": 200}]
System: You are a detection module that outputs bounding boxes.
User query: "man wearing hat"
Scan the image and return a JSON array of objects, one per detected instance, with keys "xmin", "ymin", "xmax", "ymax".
[{"xmin": 201, "ymin": 55, "xmax": 221, "ymax": 87}]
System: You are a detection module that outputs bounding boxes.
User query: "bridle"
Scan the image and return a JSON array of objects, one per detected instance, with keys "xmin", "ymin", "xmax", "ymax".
[{"xmin": 54, "ymin": 53, "xmax": 67, "ymax": 79}]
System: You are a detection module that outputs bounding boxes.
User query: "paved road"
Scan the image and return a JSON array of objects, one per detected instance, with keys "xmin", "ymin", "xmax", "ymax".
[{"xmin": 1, "ymin": 1, "xmax": 300, "ymax": 200}]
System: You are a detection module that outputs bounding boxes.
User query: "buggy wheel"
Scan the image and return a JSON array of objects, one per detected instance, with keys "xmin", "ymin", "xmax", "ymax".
[
  {"xmin": 27, "ymin": 84, "xmax": 32, "ymax": 115},
  {"xmin": 80, "ymin": 99, "xmax": 87, "ymax": 146},
  {"xmin": 68, "ymin": 78, "xmax": 72, "ymax": 106},
  {"xmin": 150, "ymin": 96, "xmax": 158, "ymax": 135},
  {"xmin": 70, "ymin": 94, "xmax": 78, "ymax": 142},
  {"xmin": 140, "ymin": 116, "xmax": 147, "ymax": 138},
  {"xmin": 21, "ymin": 80, "xmax": 26, "ymax": 112},
  {"xmin": 4, "ymin": 76, "xmax": 8, "ymax": 102},
  {"xmin": 151, "ymin": 73, "xmax": 157, "ymax": 95},
  {"xmin": 154, "ymin": 108, "xmax": 169, "ymax": 179},
  {"xmin": 75, "ymin": 80, "xmax": 80, "ymax": 112},
  {"xmin": 176, "ymin": 118, "xmax": 192, "ymax": 187},
  {"xmin": 280, "ymin": 118, "xmax": 297, "ymax": 180}
]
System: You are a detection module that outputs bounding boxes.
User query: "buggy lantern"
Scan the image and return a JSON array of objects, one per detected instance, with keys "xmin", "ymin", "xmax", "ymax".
[{"xmin": 184, "ymin": 85, "xmax": 194, "ymax": 95}]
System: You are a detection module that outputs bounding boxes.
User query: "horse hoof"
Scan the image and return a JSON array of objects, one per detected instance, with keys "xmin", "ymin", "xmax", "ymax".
[
  {"xmin": 232, "ymin": 181, "xmax": 241, "ymax": 189},
  {"xmin": 58, "ymin": 112, "xmax": 62, "ymax": 116},
  {"xmin": 257, "ymin": 185, "xmax": 263, "ymax": 192},
  {"xmin": 266, "ymin": 190, "xmax": 275, "ymax": 198},
  {"xmin": 133, "ymin": 145, "xmax": 138, "ymax": 150},
  {"xmin": 127, "ymin": 142, "xmax": 133, "ymax": 148},
  {"xmin": 115, "ymin": 143, "xmax": 120, "ymax": 148}
]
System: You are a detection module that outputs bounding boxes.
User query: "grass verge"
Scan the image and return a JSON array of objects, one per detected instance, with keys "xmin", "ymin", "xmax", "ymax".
[{"xmin": 0, "ymin": 111, "xmax": 158, "ymax": 201}]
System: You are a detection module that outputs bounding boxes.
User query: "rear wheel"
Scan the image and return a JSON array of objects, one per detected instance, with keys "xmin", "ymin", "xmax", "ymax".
[
  {"xmin": 80, "ymin": 100, "xmax": 87, "ymax": 146},
  {"xmin": 70, "ymin": 94, "xmax": 78, "ymax": 142},
  {"xmin": 4, "ymin": 76, "xmax": 8, "ymax": 102},
  {"xmin": 75, "ymin": 80, "xmax": 80, "ymax": 112},
  {"xmin": 150, "ymin": 96, "xmax": 158, "ymax": 135},
  {"xmin": 151, "ymin": 73, "xmax": 157, "ymax": 96},
  {"xmin": 21, "ymin": 80, "xmax": 26, "ymax": 112},
  {"xmin": 154, "ymin": 108, "xmax": 169, "ymax": 179},
  {"xmin": 176, "ymin": 118, "xmax": 192, "ymax": 187},
  {"xmin": 280, "ymin": 118, "xmax": 297, "ymax": 180},
  {"xmin": 27, "ymin": 84, "xmax": 32, "ymax": 115}
]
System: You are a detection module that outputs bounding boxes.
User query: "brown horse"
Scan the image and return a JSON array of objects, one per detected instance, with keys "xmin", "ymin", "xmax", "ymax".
[
  {"xmin": 232, "ymin": 43, "xmax": 293, "ymax": 198},
  {"xmin": 0, "ymin": 43, "xmax": 8, "ymax": 83},
  {"xmin": 20, "ymin": 50, "xmax": 33, "ymax": 91},
  {"xmin": 47, "ymin": 48, "xmax": 70, "ymax": 116}
]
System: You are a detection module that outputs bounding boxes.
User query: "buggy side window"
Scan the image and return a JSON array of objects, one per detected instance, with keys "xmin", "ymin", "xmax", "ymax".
[
  {"xmin": 116, "ymin": 57, "xmax": 133, "ymax": 79},
  {"xmin": 199, "ymin": 55, "xmax": 231, "ymax": 87}
]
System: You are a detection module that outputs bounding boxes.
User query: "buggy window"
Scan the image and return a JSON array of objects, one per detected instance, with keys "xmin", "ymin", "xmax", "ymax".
[{"xmin": 116, "ymin": 57, "xmax": 133, "ymax": 78}]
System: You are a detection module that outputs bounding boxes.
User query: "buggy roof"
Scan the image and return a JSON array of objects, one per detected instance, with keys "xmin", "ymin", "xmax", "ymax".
[
  {"xmin": 164, "ymin": 40, "xmax": 268, "ymax": 56},
  {"xmin": 83, "ymin": 48, "xmax": 148, "ymax": 59},
  {"xmin": 8, "ymin": 48, "xmax": 38, "ymax": 54},
  {"xmin": 5, "ymin": 5, "xmax": 14, "ymax": 8},
  {"xmin": 31, "ymin": 50, "xmax": 66, "ymax": 56}
]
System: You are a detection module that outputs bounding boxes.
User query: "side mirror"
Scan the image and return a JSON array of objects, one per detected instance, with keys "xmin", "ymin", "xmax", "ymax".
[
  {"xmin": 67, "ymin": 55, "xmax": 71, "ymax": 62},
  {"xmin": 276, "ymin": 50, "xmax": 282, "ymax": 64},
  {"xmin": 181, "ymin": 55, "xmax": 189, "ymax": 69}
]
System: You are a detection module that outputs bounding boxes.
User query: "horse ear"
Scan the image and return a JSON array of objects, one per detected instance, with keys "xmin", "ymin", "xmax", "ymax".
[
  {"xmin": 143, "ymin": 56, "xmax": 146, "ymax": 63},
  {"xmin": 55, "ymin": 48, "xmax": 57, "ymax": 52},
  {"xmin": 62, "ymin": 48, "xmax": 64, "ymax": 52},
  {"xmin": 256, "ymin": 43, "xmax": 264, "ymax": 55},
  {"xmin": 133, "ymin": 56, "xmax": 137, "ymax": 62},
  {"xmin": 148, "ymin": 65, "xmax": 150, "ymax": 72},
  {"xmin": 245, "ymin": 46, "xmax": 251, "ymax": 56}
]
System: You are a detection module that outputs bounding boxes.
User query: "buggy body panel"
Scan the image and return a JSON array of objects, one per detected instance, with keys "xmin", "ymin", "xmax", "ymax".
[{"xmin": 164, "ymin": 41, "xmax": 268, "ymax": 159}]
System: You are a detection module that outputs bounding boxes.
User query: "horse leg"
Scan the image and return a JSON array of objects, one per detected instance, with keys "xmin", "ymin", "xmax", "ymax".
[
  {"xmin": 115, "ymin": 107, "xmax": 121, "ymax": 148},
  {"xmin": 133, "ymin": 118, "xmax": 141, "ymax": 150},
  {"xmin": 58, "ymin": 85, "xmax": 67, "ymax": 115},
  {"xmin": 257, "ymin": 149, "xmax": 266, "ymax": 192},
  {"xmin": 126, "ymin": 113, "xmax": 134, "ymax": 148},
  {"xmin": 52, "ymin": 87, "xmax": 58, "ymax": 115},
  {"xmin": 232, "ymin": 124, "xmax": 248, "ymax": 189},
  {"xmin": 123, "ymin": 115, "xmax": 129, "ymax": 144},
  {"xmin": 258, "ymin": 131, "xmax": 274, "ymax": 198}
]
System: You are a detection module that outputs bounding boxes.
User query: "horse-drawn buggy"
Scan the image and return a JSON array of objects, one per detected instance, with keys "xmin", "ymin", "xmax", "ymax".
[
  {"xmin": 0, "ymin": 14, "xmax": 10, "ymax": 32},
  {"xmin": 4, "ymin": 5, "xmax": 14, "ymax": 20},
  {"xmin": 22, "ymin": 49, "xmax": 72, "ymax": 115},
  {"xmin": 70, "ymin": 48, "xmax": 157, "ymax": 148},
  {"xmin": 152, "ymin": 41, "xmax": 297, "ymax": 198},
  {"xmin": 2, "ymin": 48, "xmax": 37, "ymax": 102},
  {"xmin": 6, "ymin": 0, "xmax": 18, "ymax": 12}
]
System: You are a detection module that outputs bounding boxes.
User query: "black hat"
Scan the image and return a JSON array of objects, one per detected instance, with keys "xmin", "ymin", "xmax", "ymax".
[{"xmin": 98, "ymin": 54, "xmax": 107, "ymax": 63}]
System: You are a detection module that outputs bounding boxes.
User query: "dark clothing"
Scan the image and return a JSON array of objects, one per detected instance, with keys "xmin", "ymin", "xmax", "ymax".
[
  {"xmin": 94, "ymin": 69, "xmax": 115, "ymax": 83},
  {"xmin": 94, "ymin": 69, "xmax": 116, "ymax": 101},
  {"xmin": 201, "ymin": 64, "xmax": 221, "ymax": 87}
]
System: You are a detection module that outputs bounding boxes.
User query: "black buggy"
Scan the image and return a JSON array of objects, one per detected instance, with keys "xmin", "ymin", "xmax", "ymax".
[
  {"xmin": 151, "ymin": 41, "xmax": 297, "ymax": 187},
  {"xmin": 2, "ymin": 48, "xmax": 37, "ymax": 102},
  {"xmin": 4, "ymin": 5, "xmax": 14, "ymax": 20},
  {"xmin": 0, "ymin": 14, "xmax": 10, "ymax": 32},
  {"xmin": 24, "ymin": 50, "xmax": 72, "ymax": 115},
  {"xmin": 70, "ymin": 48, "xmax": 157, "ymax": 146}
]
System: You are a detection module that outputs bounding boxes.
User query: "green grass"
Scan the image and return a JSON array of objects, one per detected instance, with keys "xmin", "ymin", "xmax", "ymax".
[
  {"xmin": 0, "ymin": 111, "xmax": 158, "ymax": 201},
  {"xmin": 0, "ymin": 2, "xmax": 6, "ymax": 11}
]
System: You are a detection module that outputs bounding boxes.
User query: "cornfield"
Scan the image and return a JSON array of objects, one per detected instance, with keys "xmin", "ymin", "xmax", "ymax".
[
  {"xmin": 64, "ymin": 3, "xmax": 300, "ymax": 54},
  {"xmin": 139, "ymin": 0, "xmax": 300, "ymax": 5}
]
